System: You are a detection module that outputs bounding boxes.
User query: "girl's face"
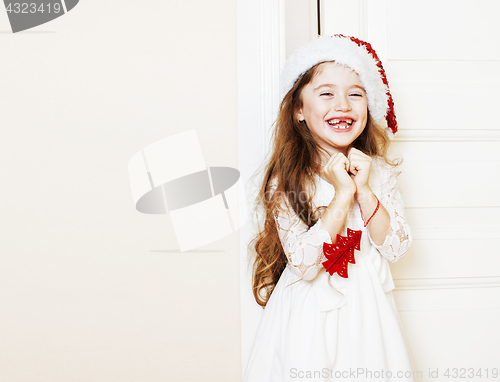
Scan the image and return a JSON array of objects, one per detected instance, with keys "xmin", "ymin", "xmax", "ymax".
[{"xmin": 296, "ymin": 62, "xmax": 368, "ymax": 156}]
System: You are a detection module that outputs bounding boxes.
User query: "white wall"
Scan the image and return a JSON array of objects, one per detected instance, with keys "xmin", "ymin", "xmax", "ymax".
[{"xmin": 0, "ymin": 1, "xmax": 240, "ymax": 381}]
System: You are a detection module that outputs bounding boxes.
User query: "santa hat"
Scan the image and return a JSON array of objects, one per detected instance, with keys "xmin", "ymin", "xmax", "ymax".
[{"xmin": 281, "ymin": 34, "xmax": 398, "ymax": 136}]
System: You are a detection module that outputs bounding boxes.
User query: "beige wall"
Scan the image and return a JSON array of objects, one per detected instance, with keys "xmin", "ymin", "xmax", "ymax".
[{"xmin": 0, "ymin": 1, "xmax": 240, "ymax": 381}]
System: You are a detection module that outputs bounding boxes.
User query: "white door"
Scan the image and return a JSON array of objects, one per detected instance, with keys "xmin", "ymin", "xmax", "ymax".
[{"xmin": 319, "ymin": 0, "xmax": 500, "ymax": 379}]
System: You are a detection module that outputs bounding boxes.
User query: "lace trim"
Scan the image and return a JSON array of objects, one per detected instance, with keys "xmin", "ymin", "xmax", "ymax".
[
  {"xmin": 368, "ymin": 163, "xmax": 412, "ymax": 263},
  {"xmin": 274, "ymin": 198, "xmax": 331, "ymax": 280}
]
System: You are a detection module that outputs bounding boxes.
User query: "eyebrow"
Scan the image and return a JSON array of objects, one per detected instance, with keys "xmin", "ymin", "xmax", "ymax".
[{"xmin": 313, "ymin": 84, "xmax": 365, "ymax": 92}]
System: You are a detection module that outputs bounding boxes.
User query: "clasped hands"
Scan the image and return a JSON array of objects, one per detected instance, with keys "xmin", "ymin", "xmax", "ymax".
[
  {"xmin": 319, "ymin": 147, "xmax": 372, "ymax": 200},
  {"xmin": 319, "ymin": 147, "xmax": 389, "ymax": 244}
]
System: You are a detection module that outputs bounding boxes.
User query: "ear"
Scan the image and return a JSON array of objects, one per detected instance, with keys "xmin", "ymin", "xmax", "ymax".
[{"xmin": 295, "ymin": 108, "xmax": 305, "ymax": 123}]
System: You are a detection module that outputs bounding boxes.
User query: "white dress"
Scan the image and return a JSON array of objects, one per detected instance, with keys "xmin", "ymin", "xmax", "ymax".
[{"xmin": 244, "ymin": 158, "xmax": 414, "ymax": 382}]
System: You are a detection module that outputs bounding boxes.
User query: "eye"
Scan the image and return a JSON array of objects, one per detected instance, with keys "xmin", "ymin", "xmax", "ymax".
[
  {"xmin": 349, "ymin": 93, "xmax": 363, "ymax": 97},
  {"xmin": 320, "ymin": 92, "xmax": 333, "ymax": 97}
]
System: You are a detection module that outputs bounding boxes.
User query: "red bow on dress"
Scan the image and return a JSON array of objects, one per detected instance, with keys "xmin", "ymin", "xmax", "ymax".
[{"xmin": 322, "ymin": 228, "xmax": 362, "ymax": 278}]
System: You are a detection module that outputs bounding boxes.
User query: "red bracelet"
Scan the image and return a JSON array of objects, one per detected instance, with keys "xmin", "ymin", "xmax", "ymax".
[{"xmin": 360, "ymin": 196, "xmax": 380, "ymax": 227}]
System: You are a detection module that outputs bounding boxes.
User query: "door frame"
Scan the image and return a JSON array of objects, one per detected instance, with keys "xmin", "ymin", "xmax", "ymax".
[{"xmin": 236, "ymin": 0, "xmax": 286, "ymax": 373}]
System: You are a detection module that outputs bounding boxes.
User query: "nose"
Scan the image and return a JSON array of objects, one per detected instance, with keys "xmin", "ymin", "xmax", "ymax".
[{"xmin": 334, "ymin": 94, "xmax": 351, "ymax": 112}]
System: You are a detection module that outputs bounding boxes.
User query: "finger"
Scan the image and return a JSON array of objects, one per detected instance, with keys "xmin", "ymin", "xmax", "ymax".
[
  {"xmin": 348, "ymin": 147, "xmax": 370, "ymax": 161},
  {"xmin": 344, "ymin": 160, "xmax": 350, "ymax": 173},
  {"xmin": 347, "ymin": 147, "xmax": 362, "ymax": 159},
  {"xmin": 325, "ymin": 152, "xmax": 345, "ymax": 166},
  {"xmin": 349, "ymin": 163, "xmax": 358, "ymax": 175},
  {"xmin": 348, "ymin": 153, "xmax": 371, "ymax": 170},
  {"xmin": 348, "ymin": 153, "xmax": 369, "ymax": 164},
  {"xmin": 326, "ymin": 152, "xmax": 349, "ymax": 171},
  {"xmin": 347, "ymin": 156, "xmax": 360, "ymax": 174},
  {"xmin": 334, "ymin": 154, "xmax": 350, "ymax": 173},
  {"xmin": 346, "ymin": 147, "xmax": 355, "ymax": 159}
]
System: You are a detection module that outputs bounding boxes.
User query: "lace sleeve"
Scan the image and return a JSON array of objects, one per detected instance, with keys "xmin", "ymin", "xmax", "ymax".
[
  {"xmin": 368, "ymin": 165, "xmax": 412, "ymax": 262},
  {"xmin": 274, "ymin": 196, "xmax": 332, "ymax": 281}
]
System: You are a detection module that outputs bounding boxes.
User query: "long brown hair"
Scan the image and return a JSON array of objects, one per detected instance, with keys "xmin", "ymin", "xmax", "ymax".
[{"xmin": 249, "ymin": 62, "xmax": 398, "ymax": 307}]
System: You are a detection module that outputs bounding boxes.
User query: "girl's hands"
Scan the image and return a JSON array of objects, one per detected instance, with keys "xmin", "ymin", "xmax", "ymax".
[
  {"xmin": 319, "ymin": 148, "xmax": 373, "ymax": 198},
  {"xmin": 347, "ymin": 147, "xmax": 372, "ymax": 197},
  {"xmin": 319, "ymin": 149, "xmax": 376, "ymax": 241},
  {"xmin": 319, "ymin": 149, "xmax": 384, "ymax": 244},
  {"xmin": 320, "ymin": 152, "xmax": 356, "ymax": 197}
]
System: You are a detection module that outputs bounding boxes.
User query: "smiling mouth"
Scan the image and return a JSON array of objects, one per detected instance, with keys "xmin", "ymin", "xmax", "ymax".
[{"xmin": 326, "ymin": 118, "xmax": 354, "ymax": 130}]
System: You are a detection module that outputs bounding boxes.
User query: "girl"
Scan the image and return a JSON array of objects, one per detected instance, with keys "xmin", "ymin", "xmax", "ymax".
[{"xmin": 244, "ymin": 35, "xmax": 414, "ymax": 381}]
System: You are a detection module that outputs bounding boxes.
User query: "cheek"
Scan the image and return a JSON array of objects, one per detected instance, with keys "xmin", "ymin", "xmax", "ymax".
[
  {"xmin": 356, "ymin": 112, "xmax": 368, "ymax": 132},
  {"xmin": 306, "ymin": 106, "xmax": 326, "ymax": 122},
  {"xmin": 359, "ymin": 106, "xmax": 368, "ymax": 125},
  {"xmin": 360, "ymin": 119, "xmax": 368, "ymax": 132}
]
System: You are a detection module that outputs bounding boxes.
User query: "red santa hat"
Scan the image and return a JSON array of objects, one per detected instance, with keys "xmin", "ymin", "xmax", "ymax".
[{"xmin": 281, "ymin": 34, "xmax": 398, "ymax": 137}]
